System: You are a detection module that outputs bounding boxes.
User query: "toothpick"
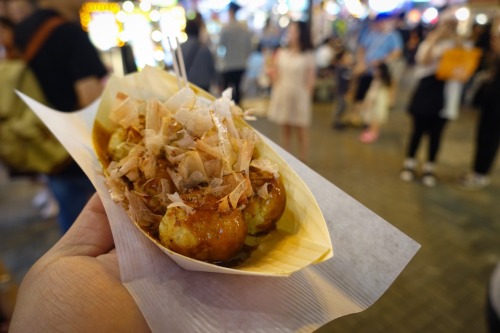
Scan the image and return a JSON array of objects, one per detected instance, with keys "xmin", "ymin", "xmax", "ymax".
[
  {"xmin": 175, "ymin": 36, "xmax": 188, "ymax": 87},
  {"xmin": 166, "ymin": 36, "xmax": 182, "ymax": 89}
]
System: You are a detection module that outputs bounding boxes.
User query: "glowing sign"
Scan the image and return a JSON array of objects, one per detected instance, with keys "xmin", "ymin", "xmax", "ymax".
[
  {"xmin": 80, "ymin": 2, "xmax": 121, "ymax": 32},
  {"xmin": 368, "ymin": 0, "xmax": 404, "ymax": 14}
]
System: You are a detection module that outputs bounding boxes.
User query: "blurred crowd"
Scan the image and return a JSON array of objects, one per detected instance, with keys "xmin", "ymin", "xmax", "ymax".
[
  {"xmin": 1, "ymin": 3, "xmax": 497, "ymax": 208},
  {"xmin": 0, "ymin": 1, "xmax": 499, "ymax": 332},
  {"xmin": 208, "ymin": 6, "xmax": 498, "ymax": 193}
]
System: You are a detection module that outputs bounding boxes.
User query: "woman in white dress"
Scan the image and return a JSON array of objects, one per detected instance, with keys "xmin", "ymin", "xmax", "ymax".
[{"xmin": 267, "ymin": 21, "xmax": 316, "ymax": 162}]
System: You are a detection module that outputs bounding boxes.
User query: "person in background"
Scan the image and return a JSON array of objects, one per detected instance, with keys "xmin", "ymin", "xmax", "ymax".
[
  {"xmin": 0, "ymin": 15, "xmax": 59, "ymax": 219},
  {"xmin": 0, "ymin": 16, "xmax": 17, "ymax": 59},
  {"xmin": 218, "ymin": 1, "xmax": 252, "ymax": 105},
  {"xmin": 331, "ymin": 49, "xmax": 353, "ymax": 129},
  {"xmin": 399, "ymin": 15, "xmax": 461, "ymax": 187},
  {"xmin": 311, "ymin": 0, "xmax": 331, "ymax": 48},
  {"xmin": 359, "ymin": 62, "xmax": 392, "ymax": 143},
  {"xmin": 7, "ymin": 194, "xmax": 150, "ymax": 332},
  {"xmin": 487, "ymin": 262, "xmax": 500, "ymax": 332},
  {"xmin": 347, "ymin": 14, "xmax": 402, "ymax": 127},
  {"xmin": 267, "ymin": 20, "xmax": 316, "ymax": 162},
  {"xmin": 260, "ymin": 17, "xmax": 281, "ymax": 51},
  {"xmin": 5, "ymin": 0, "xmax": 35, "ymax": 23},
  {"xmin": 457, "ymin": 18, "xmax": 500, "ymax": 190},
  {"xmin": 241, "ymin": 41, "xmax": 266, "ymax": 99},
  {"xmin": 192, "ymin": 11, "xmax": 211, "ymax": 47},
  {"xmin": 315, "ymin": 36, "xmax": 335, "ymax": 72},
  {"xmin": 14, "ymin": 0, "xmax": 107, "ymax": 233},
  {"xmin": 181, "ymin": 18, "xmax": 217, "ymax": 92}
]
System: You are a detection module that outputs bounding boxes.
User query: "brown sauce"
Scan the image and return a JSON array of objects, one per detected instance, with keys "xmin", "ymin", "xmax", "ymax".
[{"xmin": 91, "ymin": 120, "xmax": 284, "ymax": 267}]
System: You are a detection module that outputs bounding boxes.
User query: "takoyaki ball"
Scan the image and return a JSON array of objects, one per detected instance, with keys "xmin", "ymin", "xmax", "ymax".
[
  {"xmin": 159, "ymin": 190, "xmax": 247, "ymax": 263},
  {"xmin": 108, "ymin": 127, "xmax": 142, "ymax": 162},
  {"xmin": 244, "ymin": 169, "xmax": 286, "ymax": 235},
  {"xmin": 135, "ymin": 158, "xmax": 175, "ymax": 215}
]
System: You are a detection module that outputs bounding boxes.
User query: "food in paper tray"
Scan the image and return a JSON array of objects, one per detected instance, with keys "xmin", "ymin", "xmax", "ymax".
[{"xmin": 93, "ymin": 87, "xmax": 286, "ymax": 265}]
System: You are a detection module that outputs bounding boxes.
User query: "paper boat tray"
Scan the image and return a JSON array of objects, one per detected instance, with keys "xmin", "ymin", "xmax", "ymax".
[{"xmin": 32, "ymin": 66, "xmax": 334, "ymax": 276}]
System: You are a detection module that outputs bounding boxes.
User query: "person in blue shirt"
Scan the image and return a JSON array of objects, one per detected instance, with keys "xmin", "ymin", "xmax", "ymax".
[{"xmin": 346, "ymin": 14, "xmax": 403, "ymax": 127}]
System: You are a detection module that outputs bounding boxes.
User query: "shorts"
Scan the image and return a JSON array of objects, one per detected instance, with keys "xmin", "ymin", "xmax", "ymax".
[{"xmin": 354, "ymin": 74, "xmax": 373, "ymax": 102}]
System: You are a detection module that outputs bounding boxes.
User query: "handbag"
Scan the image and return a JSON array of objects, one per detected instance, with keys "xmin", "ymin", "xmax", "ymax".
[
  {"xmin": 435, "ymin": 47, "xmax": 482, "ymax": 83},
  {"xmin": 0, "ymin": 16, "xmax": 70, "ymax": 174}
]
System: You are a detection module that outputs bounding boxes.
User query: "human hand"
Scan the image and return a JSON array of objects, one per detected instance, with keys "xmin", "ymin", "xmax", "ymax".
[
  {"xmin": 9, "ymin": 194, "xmax": 150, "ymax": 333},
  {"xmin": 353, "ymin": 61, "xmax": 367, "ymax": 76}
]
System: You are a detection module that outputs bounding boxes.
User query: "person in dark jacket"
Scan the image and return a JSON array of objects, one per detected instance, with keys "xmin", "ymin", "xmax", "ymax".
[
  {"xmin": 457, "ymin": 19, "xmax": 500, "ymax": 190},
  {"xmin": 180, "ymin": 18, "xmax": 217, "ymax": 92},
  {"xmin": 14, "ymin": 0, "xmax": 107, "ymax": 233}
]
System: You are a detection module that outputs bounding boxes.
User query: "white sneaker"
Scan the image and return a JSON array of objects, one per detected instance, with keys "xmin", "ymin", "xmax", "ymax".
[
  {"xmin": 39, "ymin": 197, "xmax": 59, "ymax": 220},
  {"xmin": 400, "ymin": 168, "xmax": 416, "ymax": 182},
  {"xmin": 457, "ymin": 173, "xmax": 490, "ymax": 190},
  {"xmin": 32, "ymin": 188, "xmax": 51, "ymax": 208},
  {"xmin": 421, "ymin": 173, "xmax": 437, "ymax": 187}
]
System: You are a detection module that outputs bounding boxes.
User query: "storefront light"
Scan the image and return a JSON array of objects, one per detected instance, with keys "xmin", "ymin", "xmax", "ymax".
[
  {"xmin": 122, "ymin": 1, "xmax": 135, "ymax": 13},
  {"xmin": 407, "ymin": 9, "xmax": 421, "ymax": 25},
  {"xmin": 80, "ymin": 2, "xmax": 121, "ymax": 32},
  {"xmin": 115, "ymin": 10, "xmax": 127, "ymax": 23},
  {"xmin": 279, "ymin": 16, "xmax": 290, "ymax": 28},
  {"xmin": 422, "ymin": 7, "xmax": 438, "ymax": 24},
  {"xmin": 88, "ymin": 12, "xmax": 120, "ymax": 50},
  {"xmin": 198, "ymin": 0, "xmax": 230, "ymax": 13},
  {"xmin": 253, "ymin": 11, "xmax": 267, "ymax": 30},
  {"xmin": 344, "ymin": 0, "xmax": 367, "ymax": 19},
  {"xmin": 118, "ymin": 31, "xmax": 130, "ymax": 42},
  {"xmin": 454, "ymin": 7, "xmax": 470, "ymax": 21},
  {"xmin": 429, "ymin": 0, "xmax": 446, "ymax": 6},
  {"xmin": 178, "ymin": 32, "xmax": 187, "ymax": 43},
  {"xmin": 140, "ymin": 1, "xmax": 152, "ymax": 12},
  {"xmin": 154, "ymin": 49, "xmax": 165, "ymax": 62},
  {"xmin": 368, "ymin": 0, "xmax": 404, "ymax": 14},
  {"xmin": 325, "ymin": 1, "xmax": 340, "ymax": 16},
  {"xmin": 151, "ymin": 29, "xmax": 163, "ymax": 42},
  {"xmin": 217, "ymin": 45, "xmax": 226, "ymax": 57},
  {"xmin": 475, "ymin": 13, "xmax": 488, "ymax": 25},
  {"xmin": 149, "ymin": 9, "xmax": 161, "ymax": 21},
  {"xmin": 277, "ymin": 3, "xmax": 288, "ymax": 15}
]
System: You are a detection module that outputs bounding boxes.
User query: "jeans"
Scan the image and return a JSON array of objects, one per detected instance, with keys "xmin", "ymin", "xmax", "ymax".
[{"xmin": 48, "ymin": 173, "xmax": 95, "ymax": 233}]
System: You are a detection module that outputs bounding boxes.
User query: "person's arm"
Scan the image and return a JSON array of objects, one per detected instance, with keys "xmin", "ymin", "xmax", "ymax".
[
  {"xmin": 268, "ymin": 49, "xmax": 280, "ymax": 85},
  {"xmin": 9, "ymin": 194, "xmax": 150, "ymax": 333},
  {"xmin": 66, "ymin": 24, "xmax": 108, "ymax": 108},
  {"xmin": 354, "ymin": 45, "xmax": 367, "ymax": 75},
  {"xmin": 75, "ymin": 76, "xmax": 104, "ymax": 108},
  {"xmin": 306, "ymin": 53, "xmax": 317, "ymax": 96},
  {"xmin": 415, "ymin": 27, "xmax": 450, "ymax": 66}
]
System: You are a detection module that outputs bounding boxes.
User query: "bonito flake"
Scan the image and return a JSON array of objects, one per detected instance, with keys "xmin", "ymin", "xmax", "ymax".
[{"xmin": 101, "ymin": 86, "xmax": 287, "ymax": 264}]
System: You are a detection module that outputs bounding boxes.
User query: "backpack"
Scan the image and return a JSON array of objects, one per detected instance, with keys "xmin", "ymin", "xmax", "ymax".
[{"xmin": 0, "ymin": 17, "xmax": 70, "ymax": 174}]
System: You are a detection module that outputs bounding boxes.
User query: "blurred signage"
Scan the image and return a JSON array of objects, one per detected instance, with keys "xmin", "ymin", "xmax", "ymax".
[
  {"xmin": 468, "ymin": 0, "xmax": 499, "ymax": 4},
  {"xmin": 150, "ymin": 0, "xmax": 178, "ymax": 6}
]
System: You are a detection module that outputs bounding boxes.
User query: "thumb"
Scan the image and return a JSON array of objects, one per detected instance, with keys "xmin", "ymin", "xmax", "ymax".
[{"xmin": 49, "ymin": 193, "xmax": 115, "ymax": 258}]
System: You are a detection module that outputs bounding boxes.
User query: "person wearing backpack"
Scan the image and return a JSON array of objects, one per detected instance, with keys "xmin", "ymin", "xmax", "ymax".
[
  {"xmin": 0, "ymin": 15, "xmax": 60, "ymax": 219},
  {"xmin": 13, "ymin": 0, "xmax": 108, "ymax": 233}
]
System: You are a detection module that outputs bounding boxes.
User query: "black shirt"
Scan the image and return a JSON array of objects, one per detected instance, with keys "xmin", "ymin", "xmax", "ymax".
[
  {"xmin": 14, "ymin": 9, "xmax": 107, "ymax": 112},
  {"xmin": 14, "ymin": 9, "xmax": 107, "ymax": 176}
]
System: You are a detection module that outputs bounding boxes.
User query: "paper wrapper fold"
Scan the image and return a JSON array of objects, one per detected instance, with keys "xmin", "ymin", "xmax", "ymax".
[{"xmin": 17, "ymin": 68, "xmax": 420, "ymax": 332}]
